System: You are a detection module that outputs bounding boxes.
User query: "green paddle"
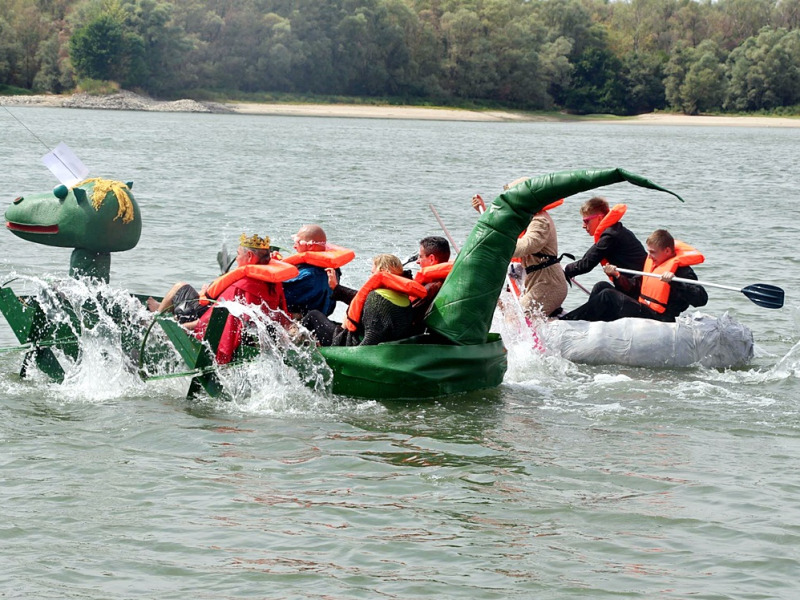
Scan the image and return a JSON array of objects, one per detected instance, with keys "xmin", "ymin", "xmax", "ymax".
[{"xmin": 617, "ymin": 268, "xmax": 784, "ymax": 309}]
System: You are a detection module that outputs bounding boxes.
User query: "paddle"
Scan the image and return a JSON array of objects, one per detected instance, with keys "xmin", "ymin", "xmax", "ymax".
[
  {"xmin": 429, "ymin": 203, "xmax": 461, "ymax": 253},
  {"xmin": 402, "ymin": 253, "xmax": 419, "ymax": 267},
  {"xmin": 616, "ymin": 268, "xmax": 784, "ymax": 309},
  {"xmin": 216, "ymin": 244, "xmax": 235, "ymax": 274}
]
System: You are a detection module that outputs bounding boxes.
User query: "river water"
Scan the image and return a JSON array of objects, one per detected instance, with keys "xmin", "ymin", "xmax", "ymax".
[{"xmin": 1, "ymin": 107, "xmax": 799, "ymax": 599}]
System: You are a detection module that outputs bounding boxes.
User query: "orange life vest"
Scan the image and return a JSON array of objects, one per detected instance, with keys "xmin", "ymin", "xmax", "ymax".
[
  {"xmin": 541, "ymin": 198, "xmax": 564, "ymax": 212},
  {"xmin": 202, "ymin": 260, "xmax": 299, "ymax": 304},
  {"xmin": 593, "ymin": 204, "xmax": 627, "ymax": 243},
  {"xmin": 591, "ymin": 203, "xmax": 628, "ymax": 276},
  {"xmin": 414, "ymin": 262, "xmax": 454, "ymax": 285},
  {"xmin": 638, "ymin": 241, "xmax": 705, "ymax": 314},
  {"xmin": 517, "ymin": 198, "xmax": 564, "ymax": 240},
  {"xmin": 281, "ymin": 244, "xmax": 355, "ymax": 269},
  {"xmin": 344, "ymin": 272, "xmax": 427, "ymax": 332}
]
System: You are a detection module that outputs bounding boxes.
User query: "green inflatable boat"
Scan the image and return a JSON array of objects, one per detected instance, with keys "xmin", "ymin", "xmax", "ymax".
[{"xmin": 1, "ymin": 168, "xmax": 684, "ymax": 400}]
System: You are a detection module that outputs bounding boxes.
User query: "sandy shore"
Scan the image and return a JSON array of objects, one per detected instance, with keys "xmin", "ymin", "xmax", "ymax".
[
  {"xmin": 587, "ymin": 112, "xmax": 800, "ymax": 128},
  {"xmin": 226, "ymin": 102, "xmax": 800, "ymax": 127},
  {"xmin": 2, "ymin": 91, "xmax": 798, "ymax": 127}
]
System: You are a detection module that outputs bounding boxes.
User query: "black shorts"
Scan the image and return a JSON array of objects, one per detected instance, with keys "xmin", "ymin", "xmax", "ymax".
[{"xmin": 172, "ymin": 284, "xmax": 209, "ymax": 323}]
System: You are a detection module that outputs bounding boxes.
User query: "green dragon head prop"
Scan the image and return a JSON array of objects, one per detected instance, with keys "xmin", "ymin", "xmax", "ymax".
[{"xmin": 5, "ymin": 178, "xmax": 141, "ymax": 282}]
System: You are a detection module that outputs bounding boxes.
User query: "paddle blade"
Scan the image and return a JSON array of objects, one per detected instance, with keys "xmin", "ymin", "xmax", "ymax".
[{"xmin": 742, "ymin": 284, "xmax": 784, "ymax": 309}]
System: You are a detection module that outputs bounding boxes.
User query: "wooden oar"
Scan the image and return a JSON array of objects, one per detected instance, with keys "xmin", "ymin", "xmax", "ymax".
[
  {"xmin": 429, "ymin": 203, "xmax": 461, "ymax": 253},
  {"xmin": 616, "ymin": 268, "xmax": 784, "ymax": 309}
]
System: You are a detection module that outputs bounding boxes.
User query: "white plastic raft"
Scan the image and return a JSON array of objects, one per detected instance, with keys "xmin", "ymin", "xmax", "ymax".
[{"xmin": 539, "ymin": 312, "xmax": 754, "ymax": 368}]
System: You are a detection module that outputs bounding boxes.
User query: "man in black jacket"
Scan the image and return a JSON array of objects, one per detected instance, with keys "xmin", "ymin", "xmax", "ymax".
[
  {"xmin": 563, "ymin": 197, "xmax": 646, "ymax": 298},
  {"xmin": 561, "ymin": 229, "xmax": 708, "ymax": 322}
]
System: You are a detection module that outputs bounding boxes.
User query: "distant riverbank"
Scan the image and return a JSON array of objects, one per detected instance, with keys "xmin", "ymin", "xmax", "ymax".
[{"xmin": 2, "ymin": 90, "xmax": 798, "ymax": 127}]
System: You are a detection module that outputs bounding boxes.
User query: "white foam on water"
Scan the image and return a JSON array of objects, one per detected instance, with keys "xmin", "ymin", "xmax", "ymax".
[
  {"xmin": 0, "ymin": 276, "xmax": 158, "ymax": 402},
  {"xmin": 195, "ymin": 300, "xmax": 382, "ymax": 417},
  {"xmin": 4, "ymin": 272, "xmax": 796, "ymax": 418},
  {"xmin": 767, "ymin": 338, "xmax": 800, "ymax": 380},
  {"xmin": 56, "ymin": 333, "xmax": 146, "ymax": 402},
  {"xmin": 491, "ymin": 287, "xmax": 579, "ymax": 384},
  {"xmin": 591, "ymin": 373, "xmax": 633, "ymax": 384},
  {"xmin": 0, "ymin": 276, "xmax": 386, "ymax": 414}
]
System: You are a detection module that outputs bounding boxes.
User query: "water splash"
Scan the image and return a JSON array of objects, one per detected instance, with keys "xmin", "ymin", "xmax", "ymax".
[
  {"xmin": 766, "ymin": 338, "xmax": 800, "ymax": 380},
  {"xmin": 190, "ymin": 299, "xmax": 337, "ymax": 414},
  {"xmin": 2, "ymin": 275, "xmax": 166, "ymax": 402},
  {"xmin": 490, "ymin": 287, "xmax": 578, "ymax": 388},
  {"xmin": 1, "ymin": 276, "xmax": 341, "ymax": 410}
]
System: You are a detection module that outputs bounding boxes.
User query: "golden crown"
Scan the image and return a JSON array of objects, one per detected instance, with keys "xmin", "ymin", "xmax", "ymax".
[{"xmin": 239, "ymin": 233, "xmax": 270, "ymax": 249}]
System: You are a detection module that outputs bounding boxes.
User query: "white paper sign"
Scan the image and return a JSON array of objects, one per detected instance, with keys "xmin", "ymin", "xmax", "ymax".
[{"xmin": 41, "ymin": 142, "xmax": 90, "ymax": 186}]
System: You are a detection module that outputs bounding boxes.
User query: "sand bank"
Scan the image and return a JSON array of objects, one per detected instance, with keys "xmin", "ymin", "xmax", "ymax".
[
  {"xmin": 2, "ymin": 91, "xmax": 798, "ymax": 127},
  {"xmin": 229, "ymin": 101, "xmax": 543, "ymax": 121},
  {"xmin": 586, "ymin": 112, "xmax": 800, "ymax": 128}
]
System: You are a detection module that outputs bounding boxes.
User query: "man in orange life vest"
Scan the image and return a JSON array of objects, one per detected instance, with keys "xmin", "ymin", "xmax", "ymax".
[
  {"xmin": 195, "ymin": 233, "xmax": 294, "ymax": 363},
  {"xmin": 411, "ymin": 236, "xmax": 451, "ymax": 331},
  {"xmin": 148, "ymin": 234, "xmax": 294, "ymax": 364},
  {"xmin": 561, "ymin": 229, "xmax": 708, "ymax": 322},
  {"xmin": 563, "ymin": 197, "xmax": 647, "ymax": 299},
  {"xmin": 301, "ymin": 254, "xmax": 426, "ymax": 346},
  {"xmin": 280, "ymin": 224, "xmax": 354, "ymax": 317}
]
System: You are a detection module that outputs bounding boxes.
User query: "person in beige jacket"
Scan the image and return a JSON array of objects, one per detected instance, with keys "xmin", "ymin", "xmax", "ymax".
[{"xmin": 472, "ymin": 177, "xmax": 569, "ymax": 319}]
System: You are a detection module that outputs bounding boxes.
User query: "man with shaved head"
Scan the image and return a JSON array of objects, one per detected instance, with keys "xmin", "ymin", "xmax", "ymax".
[{"xmin": 281, "ymin": 224, "xmax": 353, "ymax": 317}]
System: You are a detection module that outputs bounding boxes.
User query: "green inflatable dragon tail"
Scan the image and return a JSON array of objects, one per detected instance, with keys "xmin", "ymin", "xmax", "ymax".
[{"xmin": 425, "ymin": 168, "xmax": 684, "ymax": 345}]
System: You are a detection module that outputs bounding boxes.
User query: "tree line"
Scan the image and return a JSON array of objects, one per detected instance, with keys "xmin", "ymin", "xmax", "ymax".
[{"xmin": 1, "ymin": 0, "xmax": 799, "ymax": 115}]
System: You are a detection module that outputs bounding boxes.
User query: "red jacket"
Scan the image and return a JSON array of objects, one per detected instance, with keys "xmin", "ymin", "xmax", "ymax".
[{"xmin": 194, "ymin": 277, "xmax": 289, "ymax": 364}]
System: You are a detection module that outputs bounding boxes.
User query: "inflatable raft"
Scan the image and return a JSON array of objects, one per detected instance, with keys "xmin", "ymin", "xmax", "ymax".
[{"xmin": 539, "ymin": 312, "xmax": 754, "ymax": 368}]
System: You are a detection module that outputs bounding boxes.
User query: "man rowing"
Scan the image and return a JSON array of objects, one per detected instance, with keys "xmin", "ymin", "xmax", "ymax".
[{"xmin": 561, "ymin": 229, "xmax": 708, "ymax": 322}]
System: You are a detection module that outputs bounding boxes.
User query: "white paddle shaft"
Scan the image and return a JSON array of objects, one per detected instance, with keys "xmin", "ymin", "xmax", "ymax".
[{"xmin": 616, "ymin": 268, "xmax": 742, "ymax": 292}]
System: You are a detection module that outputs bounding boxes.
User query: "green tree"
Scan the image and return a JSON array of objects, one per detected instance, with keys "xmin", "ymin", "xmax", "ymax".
[
  {"xmin": 540, "ymin": 35, "xmax": 573, "ymax": 107},
  {"xmin": 122, "ymin": 0, "xmax": 191, "ymax": 94},
  {"xmin": 666, "ymin": 39, "xmax": 727, "ymax": 114},
  {"xmin": 726, "ymin": 27, "xmax": 800, "ymax": 110},
  {"xmin": 669, "ymin": 0, "xmax": 712, "ymax": 48},
  {"xmin": 681, "ymin": 54, "xmax": 726, "ymax": 113},
  {"xmin": 33, "ymin": 33, "xmax": 74, "ymax": 92},
  {"xmin": 440, "ymin": 7, "xmax": 497, "ymax": 99},
  {"xmin": 621, "ymin": 51, "xmax": 667, "ymax": 114},
  {"xmin": 564, "ymin": 45, "xmax": 627, "ymax": 114},
  {"xmin": 773, "ymin": 0, "xmax": 800, "ymax": 29},
  {"xmin": 716, "ymin": 0, "xmax": 776, "ymax": 50},
  {"xmin": 489, "ymin": 17, "xmax": 551, "ymax": 107},
  {"xmin": 70, "ymin": 12, "xmax": 132, "ymax": 82},
  {"xmin": 285, "ymin": 0, "xmax": 339, "ymax": 94},
  {"xmin": 536, "ymin": 0, "xmax": 599, "ymax": 59},
  {"xmin": 407, "ymin": 8, "xmax": 444, "ymax": 97},
  {"xmin": 0, "ymin": 15, "xmax": 16, "ymax": 85}
]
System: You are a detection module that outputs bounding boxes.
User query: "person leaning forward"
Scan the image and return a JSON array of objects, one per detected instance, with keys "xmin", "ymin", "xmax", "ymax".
[
  {"xmin": 472, "ymin": 178, "xmax": 568, "ymax": 318},
  {"xmin": 561, "ymin": 229, "xmax": 708, "ymax": 322},
  {"xmin": 563, "ymin": 196, "xmax": 647, "ymax": 299},
  {"xmin": 301, "ymin": 254, "xmax": 426, "ymax": 347}
]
